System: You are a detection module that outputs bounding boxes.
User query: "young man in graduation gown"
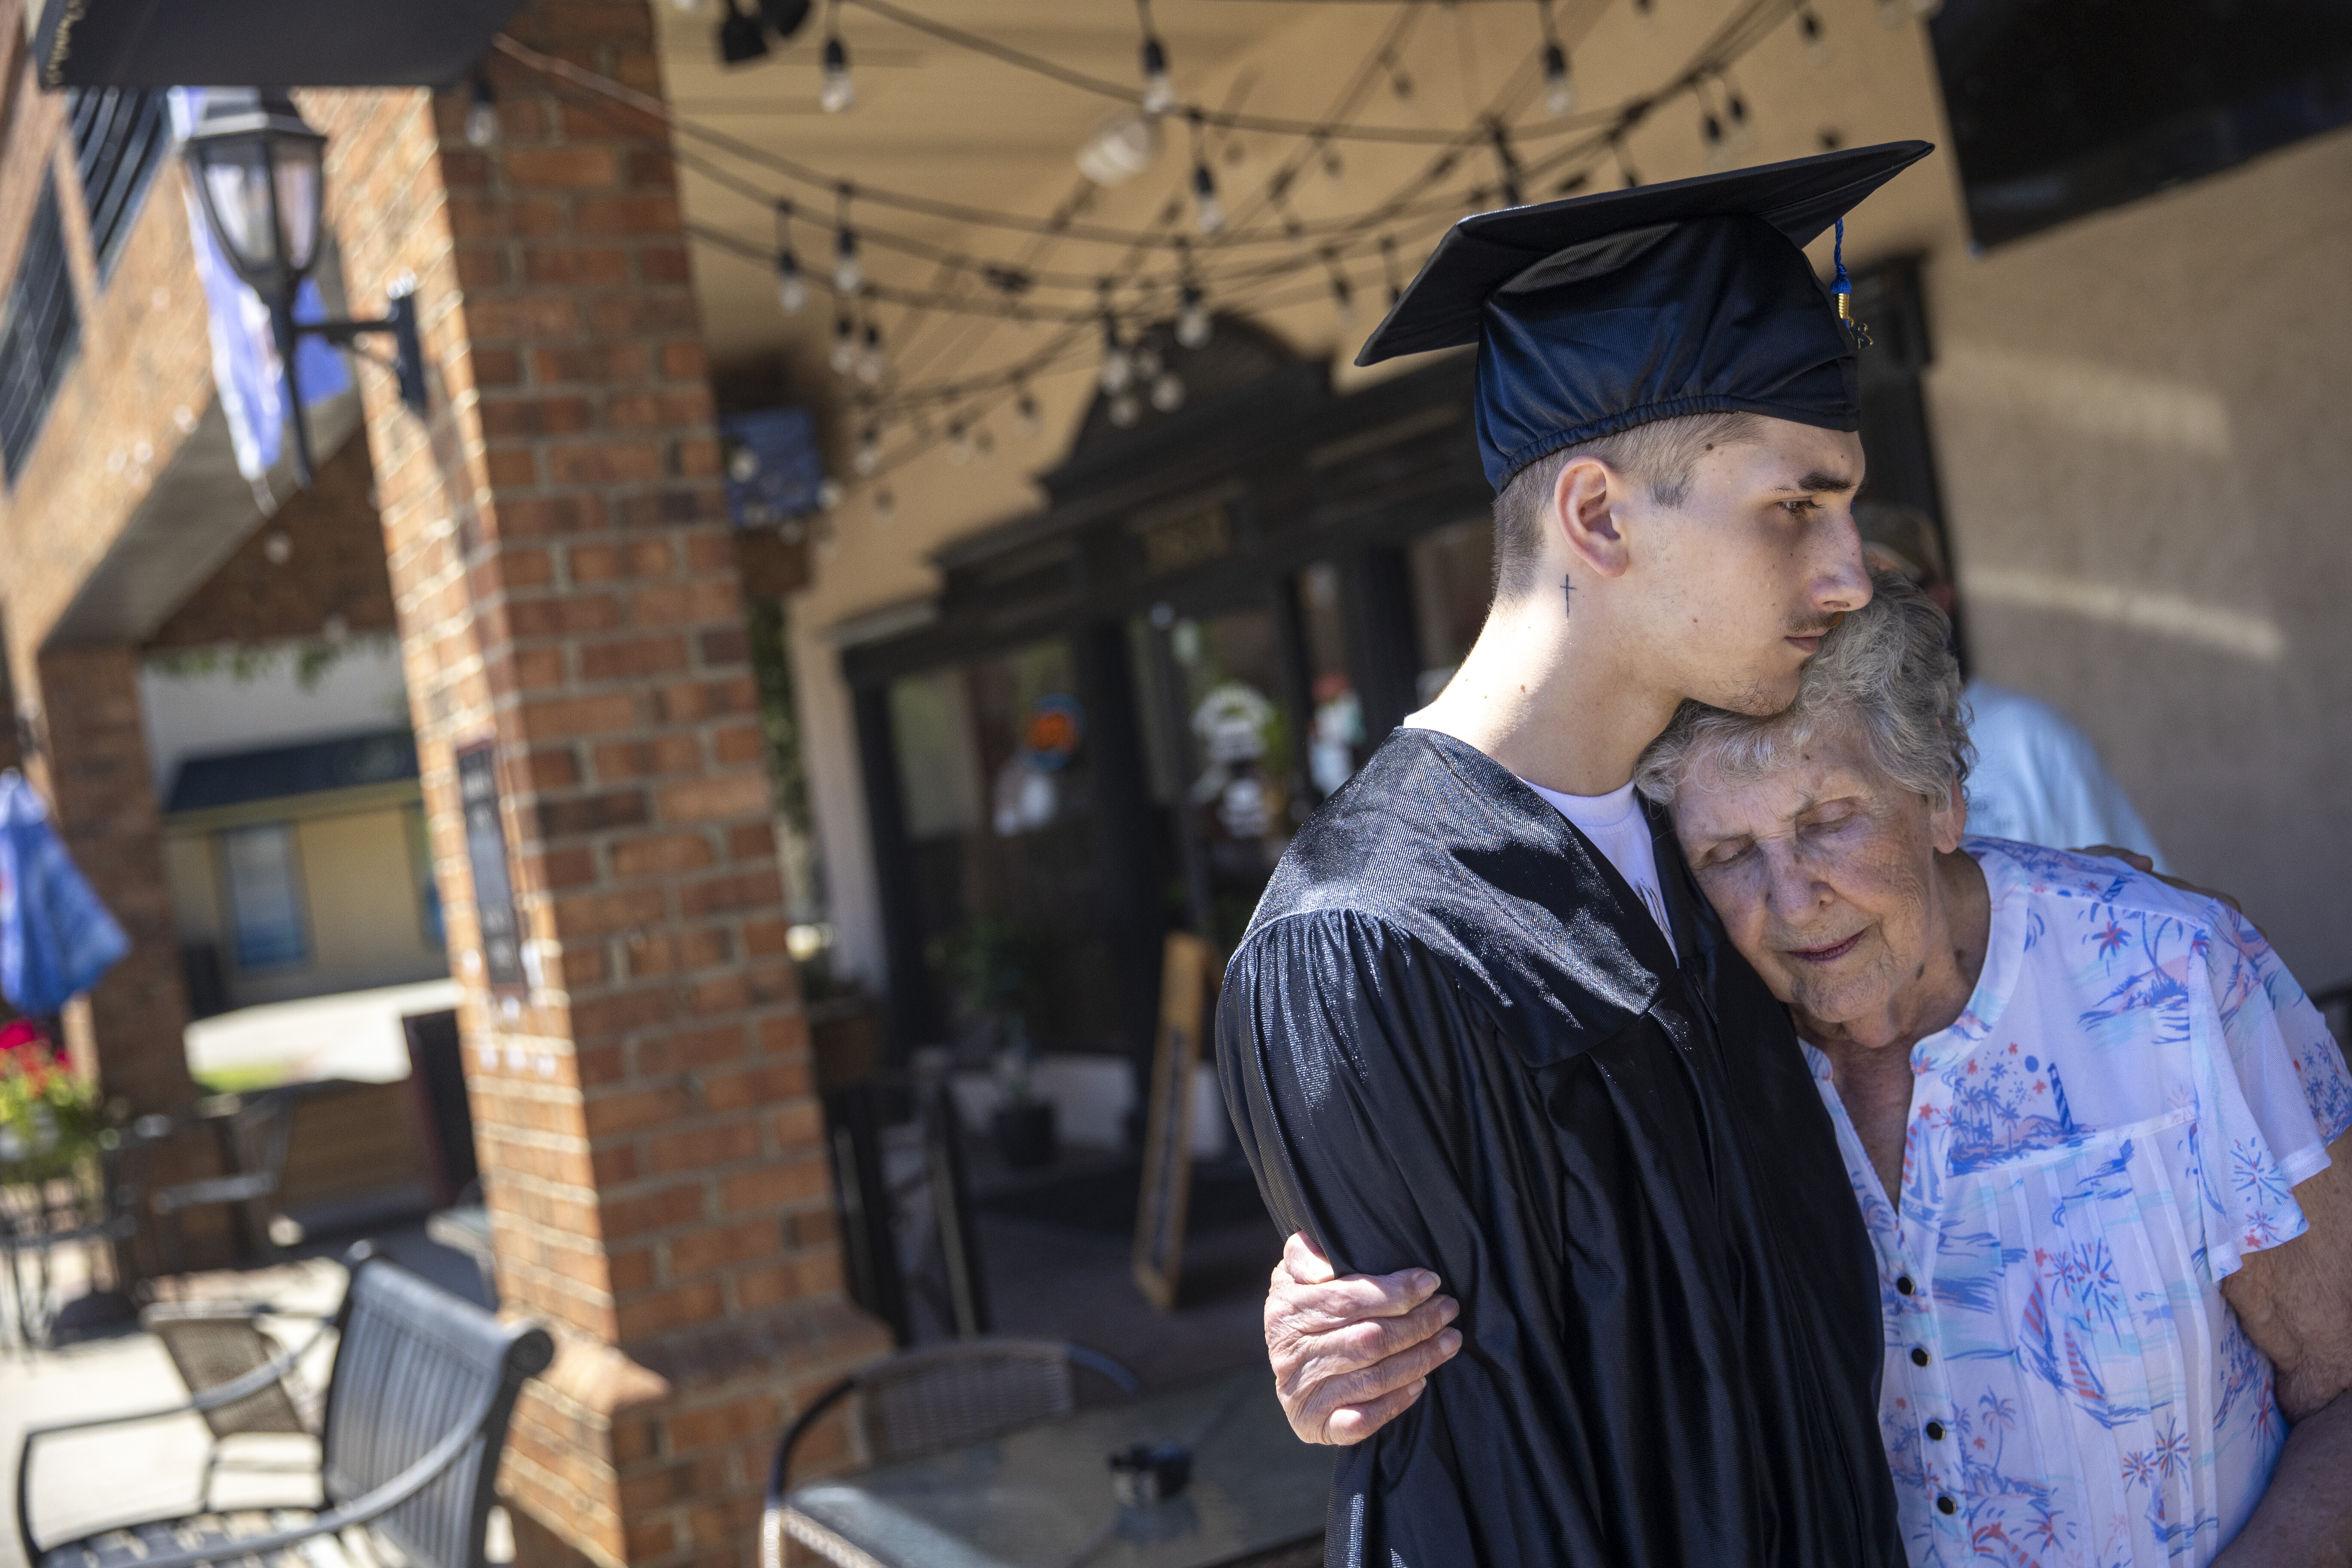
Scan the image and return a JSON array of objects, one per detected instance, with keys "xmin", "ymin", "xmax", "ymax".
[{"xmin": 1217, "ymin": 143, "xmax": 1932, "ymax": 1567}]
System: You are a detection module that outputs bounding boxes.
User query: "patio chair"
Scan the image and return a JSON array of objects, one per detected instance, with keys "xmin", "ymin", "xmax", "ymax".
[
  {"xmin": 760, "ymin": 1338, "xmax": 1140, "ymax": 1568},
  {"xmin": 151, "ymin": 1093, "xmax": 296, "ymax": 1280},
  {"xmin": 142, "ymin": 1298, "xmax": 331, "ymax": 1509},
  {"xmin": 15, "ymin": 1243, "xmax": 553, "ymax": 1568}
]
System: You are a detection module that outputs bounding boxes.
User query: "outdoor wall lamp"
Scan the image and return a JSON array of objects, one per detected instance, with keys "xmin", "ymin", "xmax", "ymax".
[{"xmin": 182, "ymin": 89, "xmax": 428, "ymax": 485}]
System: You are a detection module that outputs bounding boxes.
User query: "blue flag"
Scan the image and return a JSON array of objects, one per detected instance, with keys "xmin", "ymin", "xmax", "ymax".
[{"xmin": 0, "ymin": 772, "xmax": 130, "ymax": 1017}]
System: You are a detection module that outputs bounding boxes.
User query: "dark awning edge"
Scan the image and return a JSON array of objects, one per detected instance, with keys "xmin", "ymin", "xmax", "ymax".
[{"xmin": 34, "ymin": 0, "xmax": 530, "ymax": 91}]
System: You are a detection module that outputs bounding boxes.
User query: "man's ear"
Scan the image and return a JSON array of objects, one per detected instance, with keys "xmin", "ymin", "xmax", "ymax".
[{"xmin": 1550, "ymin": 456, "xmax": 1634, "ymax": 580}]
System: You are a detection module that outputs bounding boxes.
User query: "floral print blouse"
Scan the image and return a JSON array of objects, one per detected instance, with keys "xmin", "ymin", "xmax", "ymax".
[{"xmin": 1802, "ymin": 840, "xmax": 2352, "ymax": 1568}]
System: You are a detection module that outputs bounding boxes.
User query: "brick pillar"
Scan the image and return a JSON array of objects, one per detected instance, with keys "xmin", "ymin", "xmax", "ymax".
[
  {"xmin": 23, "ymin": 647, "xmax": 197, "ymax": 1110},
  {"xmin": 306, "ymin": 6, "xmax": 888, "ymax": 1564},
  {"xmin": 18, "ymin": 644, "xmax": 216, "ymax": 1275}
]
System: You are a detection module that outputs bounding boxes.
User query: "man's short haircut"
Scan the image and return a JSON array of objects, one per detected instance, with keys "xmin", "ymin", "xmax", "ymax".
[
  {"xmin": 1488, "ymin": 410, "xmax": 1764, "ymax": 600},
  {"xmin": 1633, "ymin": 570, "xmax": 1972, "ymax": 807}
]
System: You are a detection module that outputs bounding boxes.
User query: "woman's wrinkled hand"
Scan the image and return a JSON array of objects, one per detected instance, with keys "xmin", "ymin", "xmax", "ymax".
[{"xmin": 1264, "ymin": 1231, "xmax": 1461, "ymax": 1446}]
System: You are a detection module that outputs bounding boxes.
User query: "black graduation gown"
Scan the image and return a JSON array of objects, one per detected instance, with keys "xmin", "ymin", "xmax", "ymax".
[{"xmin": 1216, "ymin": 728, "xmax": 1900, "ymax": 1568}]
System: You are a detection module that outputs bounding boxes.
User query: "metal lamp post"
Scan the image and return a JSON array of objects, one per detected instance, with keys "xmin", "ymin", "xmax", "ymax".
[{"xmin": 181, "ymin": 88, "xmax": 428, "ymax": 484}]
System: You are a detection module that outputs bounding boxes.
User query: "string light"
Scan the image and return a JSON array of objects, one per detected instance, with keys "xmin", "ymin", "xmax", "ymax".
[
  {"xmin": 1535, "ymin": 2, "xmax": 1575, "ymax": 117},
  {"xmin": 820, "ymin": 1, "xmax": 855, "ymax": 112},
  {"xmin": 1798, "ymin": 6, "xmax": 1833, "ymax": 65},
  {"xmin": 1098, "ymin": 279, "xmax": 1133, "ymax": 391},
  {"xmin": 829, "ymin": 313, "xmax": 856, "ymax": 374},
  {"xmin": 974, "ymin": 425, "xmax": 996, "ymax": 459},
  {"xmin": 1700, "ymin": 104, "xmax": 1728, "ymax": 171},
  {"xmin": 1187, "ymin": 112, "xmax": 1225, "ymax": 234},
  {"xmin": 773, "ymin": 202, "xmax": 806, "ymax": 312},
  {"xmin": 1317, "ymin": 134, "xmax": 1344, "ymax": 191},
  {"xmin": 1151, "ymin": 366, "xmax": 1186, "ymax": 412},
  {"xmin": 1109, "ymin": 390, "xmax": 1141, "ymax": 427},
  {"xmin": 874, "ymin": 487, "xmax": 896, "ymax": 523},
  {"xmin": 947, "ymin": 420, "xmax": 972, "ymax": 462},
  {"xmin": 854, "ymin": 425, "xmax": 880, "ymax": 474},
  {"xmin": 1176, "ymin": 285, "xmax": 1211, "ymax": 349},
  {"xmin": 1015, "ymin": 383, "xmax": 1041, "ymax": 433},
  {"xmin": 1720, "ymin": 70, "xmax": 1754, "ymax": 150},
  {"xmin": 465, "ymin": 75, "xmax": 501, "ymax": 147},
  {"xmin": 1381, "ymin": 47, "xmax": 1413, "ymax": 101},
  {"xmin": 1322, "ymin": 249, "xmax": 1356, "ymax": 324},
  {"xmin": 1380, "ymin": 233, "xmax": 1403, "ymax": 309},
  {"xmin": 858, "ymin": 321, "xmax": 886, "ymax": 384},
  {"xmin": 817, "ymin": 478, "xmax": 844, "ymax": 510},
  {"xmin": 1614, "ymin": 137, "xmax": 1641, "ymax": 189},
  {"xmin": 832, "ymin": 185, "xmax": 861, "ymax": 292},
  {"xmin": 1136, "ymin": 0, "xmax": 1176, "ymax": 116}
]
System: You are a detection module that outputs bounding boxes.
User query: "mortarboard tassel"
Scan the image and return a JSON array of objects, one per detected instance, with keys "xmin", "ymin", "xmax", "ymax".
[{"xmin": 1831, "ymin": 217, "xmax": 1873, "ymax": 346}]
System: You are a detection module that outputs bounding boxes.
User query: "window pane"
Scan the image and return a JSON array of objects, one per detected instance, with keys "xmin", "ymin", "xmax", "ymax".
[
  {"xmin": 1296, "ymin": 562, "xmax": 1367, "ymax": 798},
  {"xmin": 222, "ymin": 824, "xmax": 307, "ymax": 970}
]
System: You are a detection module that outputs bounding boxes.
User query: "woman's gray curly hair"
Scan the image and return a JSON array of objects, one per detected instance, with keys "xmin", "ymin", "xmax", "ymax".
[{"xmin": 1634, "ymin": 571, "xmax": 1973, "ymax": 806}]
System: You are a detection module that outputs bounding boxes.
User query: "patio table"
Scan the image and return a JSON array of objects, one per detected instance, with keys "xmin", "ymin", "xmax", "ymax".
[{"xmin": 778, "ymin": 1369, "xmax": 1330, "ymax": 1568}]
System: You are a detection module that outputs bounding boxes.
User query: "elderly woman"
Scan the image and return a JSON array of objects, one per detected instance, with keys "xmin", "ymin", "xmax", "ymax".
[{"xmin": 1262, "ymin": 579, "xmax": 2352, "ymax": 1568}]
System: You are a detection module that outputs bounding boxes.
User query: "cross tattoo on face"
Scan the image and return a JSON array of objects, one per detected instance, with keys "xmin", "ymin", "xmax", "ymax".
[{"xmin": 1564, "ymin": 573, "xmax": 1574, "ymax": 619}]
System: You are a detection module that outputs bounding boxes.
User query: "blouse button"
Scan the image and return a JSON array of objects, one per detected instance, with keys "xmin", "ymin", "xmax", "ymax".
[
  {"xmin": 1896, "ymin": 1275, "xmax": 1915, "ymax": 1296},
  {"xmin": 1937, "ymin": 1496, "xmax": 1957, "ymax": 1516},
  {"xmin": 1911, "ymin": 1347, "xmax": 1931, "ymax": 1367},
  {"xmin": 1925, "ymin": 1421, "xmax": 1946, "ymax": 1441}
]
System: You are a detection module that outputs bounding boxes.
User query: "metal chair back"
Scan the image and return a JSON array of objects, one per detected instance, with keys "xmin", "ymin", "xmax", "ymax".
[
  {"xmin": 318, "ymin": 1251, "xmax": 554, "ymax": 1568},
  {"xmin": 145, "ymin": 1304, "xmax": 311, "ymax": 1438}
]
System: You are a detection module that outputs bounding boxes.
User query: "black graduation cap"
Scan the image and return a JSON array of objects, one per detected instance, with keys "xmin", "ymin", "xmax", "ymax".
[{"xmin": 1358, "ymin": 141, "xmax": 1934, "ymax": 490}]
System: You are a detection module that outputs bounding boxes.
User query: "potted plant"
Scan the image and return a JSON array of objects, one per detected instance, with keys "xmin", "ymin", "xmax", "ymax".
[
  {"xmin": 945, "ymin": 919, "xmax": 1058, "ymax": 1170},
  {"xmin": 0, "ymin": 1023, "xmax": 106, "ymax": 1186}
]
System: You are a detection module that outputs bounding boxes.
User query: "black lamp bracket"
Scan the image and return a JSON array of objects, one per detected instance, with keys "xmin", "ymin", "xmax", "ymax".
[{"xmin": 304, "ymin": 291, "xmax": 428, "ymax": 416}]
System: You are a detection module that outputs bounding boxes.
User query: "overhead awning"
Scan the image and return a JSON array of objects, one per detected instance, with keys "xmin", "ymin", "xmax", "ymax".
[{"xmin": 31, "ymin": 0, "xmax": 528, "ymax": 91}]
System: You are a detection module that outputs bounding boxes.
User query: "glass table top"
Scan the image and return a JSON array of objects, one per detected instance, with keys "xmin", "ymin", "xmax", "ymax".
[{"xmin": 785, "ymin": 1371, "xmax": 1331, "ymax": 1568}]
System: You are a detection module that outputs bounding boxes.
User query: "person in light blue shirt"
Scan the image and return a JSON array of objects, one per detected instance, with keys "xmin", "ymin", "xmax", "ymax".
[{"xmin": 1856, "ymin": 504, "xmax": 2169, "ymax": 872}]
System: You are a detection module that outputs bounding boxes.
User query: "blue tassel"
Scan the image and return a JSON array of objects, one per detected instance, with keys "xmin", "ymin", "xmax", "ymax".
[{"xmin": 1831, "ymin": 217, "xmax": 1870, "ymax": 345}]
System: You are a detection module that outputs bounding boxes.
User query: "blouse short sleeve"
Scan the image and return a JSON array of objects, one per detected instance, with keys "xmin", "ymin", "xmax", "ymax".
[{"xmin": 2200, "ymin": 902, "xmax": 2352, "ymax": 1277}]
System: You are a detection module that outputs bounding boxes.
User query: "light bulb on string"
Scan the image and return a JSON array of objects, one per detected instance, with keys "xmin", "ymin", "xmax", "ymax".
[
  {"xmin": 1109, "ymin": 391, "xmax": 1141, "ymax": 428},
  {"xmin": 1535, "ymin": 1, "xmax": 1575, "ymax": 116},
  {"xmin": 854, "ymin": 425, "xmax": 880, "ymax": 475},
  {"xmin": 773, "ymin": 201, "xmax": 805, "ymax": 313},
  {"xmin": 1877, "ymin": 0, "xmax": 1907, "ymax": 26},
  {"xmin": 1150, "ymin": 371, "xmax": 1185, "ymax": 413},
  {"xmin": 829, "ymin": 314, "xmax": 856, "ymax": 375},
  {"xmin": 833, "ymin": 229, "xmax": 860, "ymax": 294},
  {"xmin": 948, "ymin": 421, "xmax": 972, "ymax": 464},
  {"xmin": 1192, "ymin": 161, "xmax": 1224, "ymax": 234},
  {"xmin": 1323, "ymin": 251, "xmax": 1356, "ymax": 325},
  {"xmin": 1187, "ymin": 112, "xmax": 1224, "ymax": 233},
  {"xmin": 820, "ymin": 31, "xmax": 855, "ymax": 113},
  {"xmin": 1798, "ymin": 7, "xmax": 1833, "ymax": 65},
  {"xmin": 1488, "ymin": 122, "xmax": 1525, "ymax": 208},
  {"xmin": 1632, "ymin": 0, "xmax": 1657, "ymax": 23},
  {"xmin": 1137, "ymin": 0, "xmax": 1176, "ymax": 117},
  {"xmin": 1543, "ymin": 44, "xmax": 1576, "ymax": 116},
  {"xmin": 874, "ymin": 488, "xmax": 896, "ymax": 524},
  {"xmin": 1613, "ymin": 136, "xmax": 1641, "ymax": 189},
  {"xmin": 1133, "ymin": 344, "xmax": 1162, "ymax": 381},
  {"xmin": 858, "ymin": 321, "xmax": 885, "ymax": 385},
  {"xmin": 1015, "ymin": 384, "xmax": 1041, "ymax": 434},
  {"xmin": 1317, "ymin": 135, "xmax": 1344, "ymax": 191},
  {"xmin": 816, "ymin": 478, "xmax": 843, "ymax": 511},
  {"xmin": 1380, "ymin": 233, "xmax": 1403, "ymax": 309},
  {"xmin": 1176, "ymin": 285, "xmax": 1211, "ymax": 349},
  {"xmin": 1381, "ymin": 49, "xmax": 1413, "ymax": 102},
  {"xmin": 1721, "ymin": 72, "xmax": 1755, "ymax": 150},
  {"xmin": 974, "ymin": 426, "xmax": 996, "ymax": 461},
  {"xmin": 1098, "ymin": 281, "xmax": 1133, "ymax": 392},
  {"xmin": 1700, "ymin": 107, "xmax": 1729, "ymax": 171},
  {"xmin": 465, "ymin": 74, "xmax": 501, "ymax": 147}
]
